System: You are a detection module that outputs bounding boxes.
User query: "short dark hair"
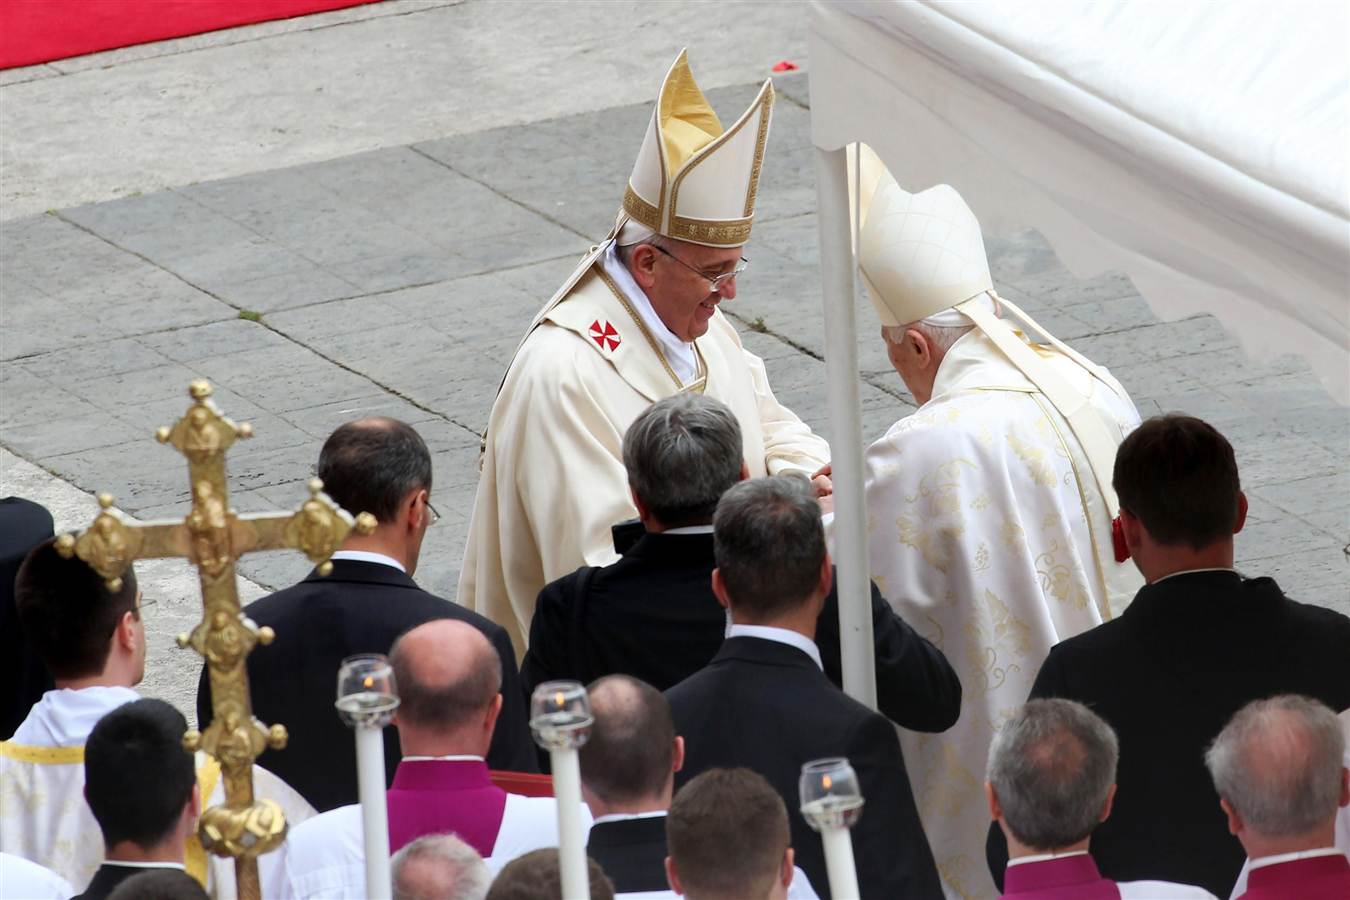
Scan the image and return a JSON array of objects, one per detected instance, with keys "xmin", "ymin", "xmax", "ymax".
[
  {"xmin": 15, "ymin": 538, "xmax": 139, "ymax": 680},
  {"xmin": 106, "ymin": 868, "xmax": 209, "ymax": 900},
  {"xmin": 580, "ymin": 675, "xmax": 676, "ymax": 805},
  {"xmin": 317, "ymin": 418, "xmax": 432, "ymax": 523},
  {"xmin": 1113, "ymin": 415, "xmax": 1241, "ymax": 549},
  {"xmin": 623, "ymin": 394, "xmax": 744, "ymax": 527},
  {"xmin": 713, "ymin": 475, "xmax": 826, "ymax": 617},
  {"xmin": 85, "ymin": 699, "xmax": 196, "ymax": 850},
  {"xmin": 389, "ymin": 625, "xmax": 501, "ymax": 732},
  {"xmin": 667, "ymin": 768, "xmax": 788, "ymax": 899},
  {"xmin": 485, "ymin": 849, "xmax": 615, "ymax": 900}
]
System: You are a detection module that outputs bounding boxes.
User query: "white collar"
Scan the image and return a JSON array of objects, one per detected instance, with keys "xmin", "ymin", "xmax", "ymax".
[
  {"xmin": 399, "ymin": 755, "xmax": 484, "ymax": 763},
  {"xmin": 329, "ymin": 550, "xmax": 406, "ymax": 573},
  {"xmin": 725, "ymin": 624, "xmax": 824, "ymax": 672},
  {"xmin": 662, "ymin": 524, "xmax": 715, "ymax": 535},
  {"xmin": 592, "ymin": 811, "xmax": 667, "ymax": 825},
  {"xmin": 1006, "ymin": 850, "xmax": 1091, "ymax": 867},
  {"xmin": 601, "ymin": 243, "xmax": 698, "ymax": 384},
  {"xmin": 102, "ymin": 861, "xmax": 187, "ymax": 871},
  {"xmin": 1247, "ymin": 847, "xmax": 1345, "ymax": 870},
  {"xmin": 1150, "ymin": 567, "xmax": 1237, "ymax": 585},
  {"xmin": 9, "ymin": 685, "xmax": 141, "ymax": 748}
]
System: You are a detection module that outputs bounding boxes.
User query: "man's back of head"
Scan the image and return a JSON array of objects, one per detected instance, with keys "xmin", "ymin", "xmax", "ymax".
[
  {"xmin": 84, "ymin": 698, "xmax": 197, "ymax": 860},
  {"xmin": 15, "ymin": 538, "xmax": 142, "ymax": 686},
  {"xmin": 666, "ymin": 768, "xmax": 792, "ymax": 900},
  {"xmin": 389, "ymin": 619, "xmax": 502, "ymax": 756},
  {"xmin": 485, "ymin": 849, "xmax": 614, "ymax": 900},
  {"xmin": 623, "ymin": 394, "xmax": 744, "ymax": 530},
  {"xmin": 105, "ymin": 868, "xmax": 209, "ymax": 900},
  {"xmin": 392, "ymin": 833, "xmax": 490, "ymax": 900},
  {"xmin": 712, "ymin": 476, "xmax": 828, "ymax": 626},
  {"xmin": 1205, "ymin": 695, "xmax": 1348, "ymax": 858},
  {"xmin": 580, "ymin": 675, "xmax": 680, "ymax": 815},
  {"xmin": 986, "ymin": 698, "xmax": 1119, "ymax": 855}
]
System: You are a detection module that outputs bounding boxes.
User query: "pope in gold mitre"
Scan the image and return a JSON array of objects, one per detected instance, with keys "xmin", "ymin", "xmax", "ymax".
[{"xmin": 459, "ymin": 51, "xmax": 831, "ymax": 654}]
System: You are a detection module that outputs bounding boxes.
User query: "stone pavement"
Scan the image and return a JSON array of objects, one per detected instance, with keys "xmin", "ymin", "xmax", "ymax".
[{"xmin": 2, "ymin": 47, "xmax": 1347, "ymax": 721}]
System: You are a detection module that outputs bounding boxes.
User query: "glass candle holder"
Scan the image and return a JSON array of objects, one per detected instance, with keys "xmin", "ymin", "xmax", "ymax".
[
  {"xmin": 799, "ymin": 757, "xmax": 865, "ymax": 830},
  {"xmin": 529, "ymin": 681, "xmax": 593, "ymax": 751},
  {"xmin": 335, "ymin": 653, "xmax": 399, "ymax": 729}
]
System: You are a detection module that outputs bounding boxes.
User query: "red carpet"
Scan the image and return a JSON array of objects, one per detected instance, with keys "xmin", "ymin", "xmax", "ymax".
[{"xmin": 1, "ymin": 0, "xmax": 380, "ymax": 70}]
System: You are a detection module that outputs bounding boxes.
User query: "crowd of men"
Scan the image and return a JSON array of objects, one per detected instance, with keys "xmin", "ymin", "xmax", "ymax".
[{"xmin": 3, "ymin": 49, "xmax": 1349, "ymax": 900}]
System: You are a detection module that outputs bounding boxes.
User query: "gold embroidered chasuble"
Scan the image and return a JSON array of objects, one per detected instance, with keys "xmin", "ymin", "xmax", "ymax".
[
  {"xmin": 855, "ymin": 328, "xmax": 1142, "ymax": 899},
  {"xmin": 459, "ymin": 259, "xmax": 830, "ymax": 656}
]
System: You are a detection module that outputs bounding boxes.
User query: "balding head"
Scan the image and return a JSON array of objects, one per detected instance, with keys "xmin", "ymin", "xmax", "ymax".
[
  {"xmin": 392, "ymin": 833, "xmax": 490, "ymax": 900},
  {"xmin": 318, "ymin": 417, "xmax": 432, "ymax": 523},
  {"xmin": 390, "ymin": 620, "xmax": 502, "ymax": 755},
  {"xmin": 1206, "ymin": 695, "xmax": 1348, "ymax": 843},
  {"xmin": 580, "ymin": 675, "xmax": 678, "ymax": 813}
]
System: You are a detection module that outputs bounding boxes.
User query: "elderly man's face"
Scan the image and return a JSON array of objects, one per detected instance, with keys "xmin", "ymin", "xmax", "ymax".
[{"xmin": 635, "ymin": 240, "xmax": 743, "ymax": 342}]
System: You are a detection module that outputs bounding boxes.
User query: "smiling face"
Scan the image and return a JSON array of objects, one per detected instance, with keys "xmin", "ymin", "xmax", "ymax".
[{"xmin": 628, "ymin": 239, "xmax": 744, "ymax": 342}]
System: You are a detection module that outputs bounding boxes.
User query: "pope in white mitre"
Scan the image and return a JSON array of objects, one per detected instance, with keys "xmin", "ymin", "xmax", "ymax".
[
  {"xmin": 459, "ymin": 50, "xmax": 830, "ymax": 653},
  {"xmin": 848, "ymin": 150, "xmax": 1143, "ymax": 899}
]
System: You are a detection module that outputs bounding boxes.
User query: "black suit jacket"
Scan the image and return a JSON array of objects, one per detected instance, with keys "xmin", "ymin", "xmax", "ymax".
[
  {"xmin": 196, "ymin": 560, "xmax": 536, "ymax": 813},
  {"xmin": 586, "ymin": 815, "xmax": 670, "ymax": 894},
  {"xmin": 523, "ymin": 531, "xmax": 961, "ymax": 732},
  {"xmin": 667, "ymin": 636, "xmax": 944, "ymax": 900},
  {"xmin": 1, "ymin": 497, "xmax": 55, "ymax": 739},
  {"xmin": 73, "ymin": 863, "xmax": 180, "ymax": 900},
  {"xmin": 986, "ymin": 571, "xmax": 1350, "ymax": 897}
]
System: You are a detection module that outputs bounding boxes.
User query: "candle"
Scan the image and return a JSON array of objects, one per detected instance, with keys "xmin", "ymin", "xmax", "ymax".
[
  {"xmin": 336, "ymin": 654, "xmax": 400, "ymax": 900},
  {"xmin": 530, "ymin": 681, "xmax": 593, "ymax": 899},
  {"xmin": 799, "ymin": 757, "xmax": 864, "ymax": 900}
]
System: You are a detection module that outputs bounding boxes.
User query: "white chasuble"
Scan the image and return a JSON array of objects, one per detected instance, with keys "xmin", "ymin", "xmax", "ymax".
[
  {"xmin": 856, "ymin": 330, "xmax": 1141, "ymax": 900},
  {"xmin": 0, "ymin": 688, "xmax": 314, "ymax": 899},
  {"xmin": 459, "ymin": 257, "xmax": 830, "ymax": 655}
]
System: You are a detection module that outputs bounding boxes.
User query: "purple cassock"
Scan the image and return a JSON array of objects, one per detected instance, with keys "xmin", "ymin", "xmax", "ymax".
[
  {"xmin": 386, "ymin": 759, "xmax": 507, "ymax": 856},
  {"xmin": 1238, "ymin": 854, "xmax": 1350, "ymax": 900},
  {"xmin": 1000, "ymin": 854, "xmax": 1217, "ymax": 900}
]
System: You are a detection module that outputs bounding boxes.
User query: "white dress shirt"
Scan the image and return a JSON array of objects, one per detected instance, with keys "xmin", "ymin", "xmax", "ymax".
[
  {"xmin": 725, "ymin": 624, "xmax": 824, "ymax": 672},
  {"xmin": 329, "ymin": 549, "xmax": 405, "ymax": 572}
]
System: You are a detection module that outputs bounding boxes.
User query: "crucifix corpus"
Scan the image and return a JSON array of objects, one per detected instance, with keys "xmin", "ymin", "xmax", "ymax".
[{"xmin": 55, "ymin": 380, "xmax": 375, "ymax": 900}]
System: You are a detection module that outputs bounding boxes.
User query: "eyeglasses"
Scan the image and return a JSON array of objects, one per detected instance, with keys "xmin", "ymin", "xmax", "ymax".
[
  {"xmin": 134, "ymin": 595, "xmax": 157, "ymax": 619},
  {"xmin": 651, "ymin": 244, "xmax": 748, "ymax": 294},
  {"xmin": 424, "ymin": 499, "xmax": 442, "ymax": 527}
]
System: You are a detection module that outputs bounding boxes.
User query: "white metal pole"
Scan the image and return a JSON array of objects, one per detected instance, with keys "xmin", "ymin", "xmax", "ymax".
[
  {"xmin": 355, "ymin": 727, "xmax": 392, "ymax": 900},
  {"xmin": 550, "ymin": 747, "xmax": 589, "ymax": 899},
  {"xmin": 821, "ymin": 825, "xmax": 862, "ymax": 900},
  {"xmin": 813, "ymin": 143, "xmax": 877, "ymax": 710}
]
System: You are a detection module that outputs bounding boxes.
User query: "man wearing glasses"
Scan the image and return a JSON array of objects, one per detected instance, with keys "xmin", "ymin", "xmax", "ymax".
[{"xmin": 460, "ymin": 50, "xmax": 830, "ymax": 655}]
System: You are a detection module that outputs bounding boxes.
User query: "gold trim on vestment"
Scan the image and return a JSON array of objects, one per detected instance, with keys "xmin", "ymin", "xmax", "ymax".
[
  {"xmin": 0, "ymin": 741, "xmax": 84, "ymax": 764},
  {"xmin": 185, "ymin": 755, "xmax": 222, "ymax": 887},
  {"xmin": 668, "ymin": 215, "xmax": 753, "ymax": 246},
  {"xmin": 623, "ymin": 185, "xmax": 661, "ymax": 231},
  {"xmin": 593, "ymin": 266, "xmax": 706, "ymax": 395}
]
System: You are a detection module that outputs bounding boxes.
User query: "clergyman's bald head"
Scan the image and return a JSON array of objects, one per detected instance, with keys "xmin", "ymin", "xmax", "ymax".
[
  {"xmin": 580, "ymin": 675, "xmax": 676, "ymax": 804},
  {"xmin": 390, "ymin": 620, "xmax": 501, "ymax": 732},
  {"xmin": 317, "ymin": 417, "xmax": 431, "ymax": 523}
]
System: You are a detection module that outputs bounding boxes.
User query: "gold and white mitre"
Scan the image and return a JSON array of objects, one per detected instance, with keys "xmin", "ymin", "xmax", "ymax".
[{"xmin": 621, "ymin": 48, "xmax": 773, "ymax": 248}]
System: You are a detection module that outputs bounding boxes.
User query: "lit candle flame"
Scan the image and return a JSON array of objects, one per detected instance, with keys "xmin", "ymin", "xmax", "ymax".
[
  {"xmin": 555, "ymin": 691, "xmax": 565, "ymax": 708},
  {"xmin": 363, "ymin": 675, "xmax": 373, "ymax": 689},
  {"xmin": 822, "ymin": 775, "xmax": 833, "ymax": 790}
]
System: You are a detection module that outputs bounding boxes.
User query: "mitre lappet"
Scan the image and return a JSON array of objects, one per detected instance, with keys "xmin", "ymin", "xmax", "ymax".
[{"xmin": 854, "ymin": 145, "xmax": 1135, "ymax": 595}]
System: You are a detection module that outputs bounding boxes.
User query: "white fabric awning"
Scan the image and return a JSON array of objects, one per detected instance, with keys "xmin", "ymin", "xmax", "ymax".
[{"xmin": 808, "ymin": 0, "xmax": 1350, "ymax": 402}]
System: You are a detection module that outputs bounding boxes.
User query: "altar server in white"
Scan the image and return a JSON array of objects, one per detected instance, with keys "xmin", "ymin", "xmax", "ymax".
[
  {"xmin": 0, "ymin": 541, "xmax": 313, "ymax": 898},
  {"xmin": 279, "ymin": 620, "xmax": 583, "ymax": 899},
  {"xmin": 459, "ymin": 49, "xmax": 830, "ymax": 653},
  {"xmin": 849, "ymin": 149, "xmax": 1142, "ymax": 898}
]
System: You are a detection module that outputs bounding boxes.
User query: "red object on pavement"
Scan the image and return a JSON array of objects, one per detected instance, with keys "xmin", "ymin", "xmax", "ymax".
[
  {"xmin": 1, "ymin": 0, "xmax": 380, "ymax": 70},
  {"xmin": 772, "ymin": 60, "xmax": 799, "ymax": 72}
]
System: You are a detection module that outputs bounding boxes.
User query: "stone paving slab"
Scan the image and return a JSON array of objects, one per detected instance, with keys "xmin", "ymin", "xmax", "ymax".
[{"xmin": 3, "ymin": 72, "xmax": 1346, "ymax": 653}]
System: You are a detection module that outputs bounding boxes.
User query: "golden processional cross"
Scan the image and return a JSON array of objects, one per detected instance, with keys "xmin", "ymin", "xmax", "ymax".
[{"xmin": 55, "ymin": 380, "xmax": 375, "ymax": 900}]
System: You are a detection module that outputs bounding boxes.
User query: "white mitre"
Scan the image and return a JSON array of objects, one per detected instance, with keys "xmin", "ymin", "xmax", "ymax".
[{"xmin": 620, "ymin": 48, "xmax": 773, "ymax": 249}]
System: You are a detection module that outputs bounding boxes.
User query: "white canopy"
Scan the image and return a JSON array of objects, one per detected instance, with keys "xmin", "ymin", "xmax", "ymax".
[{"xmin": 806, "ymin": 0, "xmax": 1350, "ymax": 705}]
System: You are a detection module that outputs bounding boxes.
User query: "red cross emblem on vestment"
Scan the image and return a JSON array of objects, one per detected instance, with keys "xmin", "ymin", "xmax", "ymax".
[{"xmin": 589, "ymin": 319, "xmax": 621, "ymax": 351}]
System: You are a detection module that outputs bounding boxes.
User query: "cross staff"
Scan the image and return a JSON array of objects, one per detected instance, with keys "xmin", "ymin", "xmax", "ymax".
[{"xmin": 56, "ymin": 380, "xmax": 375, "ymax": 900}]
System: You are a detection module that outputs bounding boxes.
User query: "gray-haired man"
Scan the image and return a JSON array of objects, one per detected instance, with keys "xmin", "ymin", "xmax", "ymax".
[
  {"xmin": 392, "ymin": 833, "xmax": 490, "ymax": 900},
  {"xmin": 520, "ymin": 393, "xmax": 960, "ymax": 734},
  {"xmin": 987, "ymin": 698, "xmax": 1215, "ymax": 899}
]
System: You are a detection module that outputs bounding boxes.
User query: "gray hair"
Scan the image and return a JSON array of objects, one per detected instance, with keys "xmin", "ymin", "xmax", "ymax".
[
  {"xmin": 713, "ymin": 475, "xmax": 826, "ymax": 619},
  {"xmin": 1205, "ymin": 695, "xmax": 1346, "ymax": 837},
  {"xmin": 882, "ymin": 321, "xmax": 974, "ymax": 357},
  {"xmin": 623, "ymin": 394, "xmax": 744, "ymax": 527},
  {"xmin": 616, "ymin": 231, "xmax": 671, "ymax": 267},
  {"xmin": 987, "ymin": 699, "xmax": 1119, "ymax": 851},
  {"xmin": 393, "ymin": 833, "xmax": 490, "ymax": 900}
]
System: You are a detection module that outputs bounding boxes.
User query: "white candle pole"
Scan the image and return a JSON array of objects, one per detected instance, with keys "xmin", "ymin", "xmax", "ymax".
[
  {"xmin": 530, "ymin": 681, "xmax": 594, "ymax": 900},
  {"xmin": 336, "ymin": 654, "xmax": 400, "ymax": 900},
  {"xmin": 800, "ymin": 757, "xmax": 864, "ymax": 900}
]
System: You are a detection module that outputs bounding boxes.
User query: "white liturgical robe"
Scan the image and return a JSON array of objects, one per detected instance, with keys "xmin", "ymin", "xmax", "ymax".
[
  {"xmin": 0, "ymin": 852, "xmax": 73, "ymax": 899},
  {"xmin": 855, "ymin": 328, "xmax": 1141, "ymax": 899},
  {"xmin": 281, "ymin": 793, "xmax": 584, "ymax": 898},
  {"xmin": 0, "ymin": 686, "xmax": 315, "ymax": 899},
  {"xmin": 459, "ymin": 249, "xmax": 831, "ymax": 654}
]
